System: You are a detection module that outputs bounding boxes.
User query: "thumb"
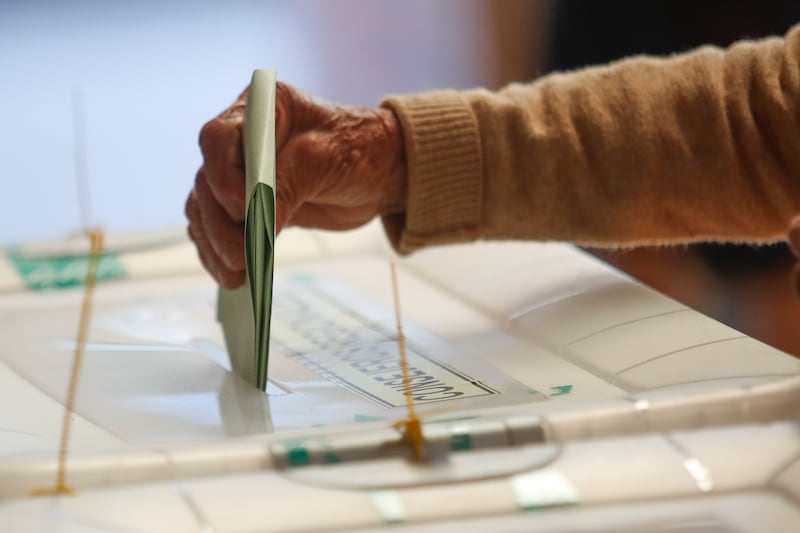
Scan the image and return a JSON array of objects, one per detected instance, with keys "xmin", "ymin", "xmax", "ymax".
[
  {"xmin": 275, "ymin": 82, "xmax": 295, "ymax": 153},
  {"xmin": 274, "ymin": 173, "xmax": 299, "ymax": 236},
  {"xmin": 273, "ymin": 82, "xmax": 299, "ymax": 236}
]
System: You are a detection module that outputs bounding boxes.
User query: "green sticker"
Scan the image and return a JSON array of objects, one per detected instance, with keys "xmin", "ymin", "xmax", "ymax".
[
  {"xmin": 549, "ymin": 385, "xmax": 573, "ymax": 397},
  {"xmin": 9, "ymin": 252, "xmax": 126, "ymax": 290},
  {"xmin": 451, "ymin": 431, "xmax": 473, "ymax": 451},
  {"xmin": 354, "ymin": 414, "xmax": 385, "ymax": 423},
  {"xmin": 287, "ymin": 444, "xmax": 310, "ymax": 466}
]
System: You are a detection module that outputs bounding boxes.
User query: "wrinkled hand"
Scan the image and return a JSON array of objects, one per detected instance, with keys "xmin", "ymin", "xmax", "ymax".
[{"xmin": 186, "ymin": 82, "xmax": 407, "ymax": 288}]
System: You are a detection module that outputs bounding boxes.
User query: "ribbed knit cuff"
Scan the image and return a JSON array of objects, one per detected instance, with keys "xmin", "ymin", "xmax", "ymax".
[{"xmin": 381, "ymin": 91, "xmax": 483, "ymax": 254}]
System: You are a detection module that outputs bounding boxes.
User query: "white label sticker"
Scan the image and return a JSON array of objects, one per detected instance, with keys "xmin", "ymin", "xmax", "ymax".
[
  {"xmin": 271, "ymin": 276, "xmax": 501, "ymax": 408},
  {"xmin": 293, "ymin": 341, "xmax": 498, "ymax": 408}
]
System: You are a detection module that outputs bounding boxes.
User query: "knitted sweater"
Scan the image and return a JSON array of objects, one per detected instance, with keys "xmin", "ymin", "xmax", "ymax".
[{"xmin": 382, "ymin": 25, "xmax": 800, "ymax": 254}]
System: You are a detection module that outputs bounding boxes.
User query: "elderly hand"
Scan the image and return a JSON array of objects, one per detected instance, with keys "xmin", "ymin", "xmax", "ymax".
[{"xmin": 186, "ymin": 82, "xmax": 407, "ymax": 288}]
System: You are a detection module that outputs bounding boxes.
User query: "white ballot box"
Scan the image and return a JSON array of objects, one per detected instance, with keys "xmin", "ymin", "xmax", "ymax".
[{"xmin": 0, "ymin": 221, "xmax": 798, "ymax": 531}]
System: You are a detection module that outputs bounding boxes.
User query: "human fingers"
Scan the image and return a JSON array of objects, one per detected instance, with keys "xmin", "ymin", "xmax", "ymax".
[
  {"xmin": 274, "ymin": 160, "xmax": 299, "ymax": 236},
  {"xmin": 194, "ymin": 168, "xmax": 245, "ymax": 271},
  {"xmin": 198, "ymin": 99, "xmax": 247, "ymax": 222},
  {"xmin": 274, "ymin": 82, "xmax": 297, "ymax": 153},
  {"xmin": 186, "ymin": 190, "xmax": 245, "ymax": 288}
]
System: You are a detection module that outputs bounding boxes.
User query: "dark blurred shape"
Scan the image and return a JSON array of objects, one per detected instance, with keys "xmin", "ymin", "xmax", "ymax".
[{"xmin": 546, "ymin": 0, "xmax": 800, "ymax": 72}]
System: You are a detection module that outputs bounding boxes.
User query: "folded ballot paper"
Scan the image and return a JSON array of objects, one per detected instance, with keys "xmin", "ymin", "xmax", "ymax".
[{"xmin": 217, "ymin": 69, "xmax": 277, "ymax": 391}]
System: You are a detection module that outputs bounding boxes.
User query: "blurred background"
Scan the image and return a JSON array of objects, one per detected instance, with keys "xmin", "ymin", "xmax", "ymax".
[
  {"xmin": 0, "ymin": 0, "xmax": 506, "ymax": 243},
  {"xmin": 3, "ymin": 0, "xmax": 800, "ymax": 356}
]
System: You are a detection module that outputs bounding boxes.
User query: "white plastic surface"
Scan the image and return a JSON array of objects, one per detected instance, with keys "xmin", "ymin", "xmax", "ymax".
[{"xmin": 0, "ymin": 221, "xmax": 799, "ymax": 530}]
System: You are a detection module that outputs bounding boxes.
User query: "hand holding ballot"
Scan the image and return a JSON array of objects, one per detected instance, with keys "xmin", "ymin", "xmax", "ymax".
[
  {"xmin": 191, "ymin": 26, "xmax": 800, "ymax": 293},
  {"xmin": 186, "ymin": 77, "xmax": 407, "ymax": 289}
]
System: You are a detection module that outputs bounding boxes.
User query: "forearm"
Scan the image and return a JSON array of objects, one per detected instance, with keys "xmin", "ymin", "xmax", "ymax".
[{"xmin": 384, "ymin": 25, "xmax": 800, "ymax": 253}]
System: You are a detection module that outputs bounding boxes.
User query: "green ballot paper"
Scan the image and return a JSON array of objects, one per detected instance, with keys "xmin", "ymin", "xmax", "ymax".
[{"xmin": 217, "ymin": 69, "xmax": 277, "ymax": 391}]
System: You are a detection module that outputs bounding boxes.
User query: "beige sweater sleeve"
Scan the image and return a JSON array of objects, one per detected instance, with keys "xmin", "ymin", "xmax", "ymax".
[{"xmin": 382, "ymin": 25, "xmax": 800, "ymax": 254}]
